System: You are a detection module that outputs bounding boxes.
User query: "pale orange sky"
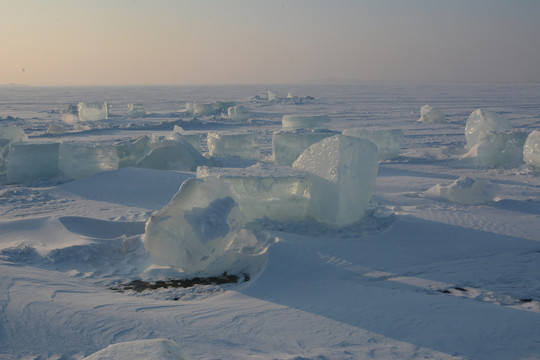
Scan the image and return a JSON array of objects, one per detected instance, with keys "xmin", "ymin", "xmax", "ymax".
[{"xmin": 1, "ymin": 0, "xmax": 539, "ymax": 86}]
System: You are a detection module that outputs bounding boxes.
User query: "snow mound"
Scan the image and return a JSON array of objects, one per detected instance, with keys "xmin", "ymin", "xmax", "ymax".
[
  {"xmin": 82, "ymin": 339, "xmax": 188, "ymax": 360},
  {"xmin": 423, "ymin": 176, "xmax": 499, "ymax": 204},
  {"xmin": 418, "ymin": 105, "xmax": 447, "ymax": 123}
]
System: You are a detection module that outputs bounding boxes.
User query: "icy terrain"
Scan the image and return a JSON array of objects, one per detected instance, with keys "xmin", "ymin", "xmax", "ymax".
[{"xmin": 1, "ymin": 84, "xmax": 540, "ymax": 359}]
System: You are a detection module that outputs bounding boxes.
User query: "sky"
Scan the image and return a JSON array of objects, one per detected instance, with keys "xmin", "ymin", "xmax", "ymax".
[{"xmin": 1, "ymin": 0, "xmax": 539, "ymax": 86}]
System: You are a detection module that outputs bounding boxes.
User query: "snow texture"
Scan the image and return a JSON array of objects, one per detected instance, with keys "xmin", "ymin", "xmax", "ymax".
[{"xmin": 423, "ymin": 176, "xmax": 499, "ymax": 204}]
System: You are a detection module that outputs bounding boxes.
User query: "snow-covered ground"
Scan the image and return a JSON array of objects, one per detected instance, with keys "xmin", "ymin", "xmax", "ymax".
[{"xmin": 1, "ymin": 84, "xmax": 540, "ymax": 359}]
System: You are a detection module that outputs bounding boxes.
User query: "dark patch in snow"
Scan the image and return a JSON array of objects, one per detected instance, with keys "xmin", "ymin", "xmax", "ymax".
[{"xmin": 110, "ymin": 273, "xmax": 249, "ymax": 293}]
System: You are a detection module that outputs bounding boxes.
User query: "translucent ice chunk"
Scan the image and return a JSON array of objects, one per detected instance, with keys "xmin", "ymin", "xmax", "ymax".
[
  {"xmin": 465, "ymin": 109, "xmax": 511, "ymax": 149},
  {"xmin": 207, "ymin": 132, "xmax": 260, "ymax": 160},
  {"xmin": 342, "ymin": 128, "xmax": 404, "ymax": 160},
  {"xmin": 474, "ymin": 130, "xmax": 527, "ymax": 168},
  {"xmin": 424, "ymin": 176, "xmax": 499, "ymax": 204},
  {"xmin": 127, "ymin": 103, "xmax": 146, "ymax": 117},
  {"xmin": 59, "ymin": 142, "xmax": 119, "ymax": 179},
  {"xmin": 282, "ymin": 115, "xmax": 331, "ymax": 131},
  {"xmin": 523, "ymin": 130, "xmax": 540, "ymax": 168},
  {"xmin": 197, "ymin": 164, "xmax": 312, "ymax": 222},
  {"xmin": 137, "ymin": 133, "xmax": 209, "ymax": 171},
  {"xmin": 213, "ymin": 101, "xmax": 236, "ymax": 113},
  {"xmin": 292, "ymin": 135, "xmax": 378, "ymax": 226},
  {"xmin": 418, "ymin": 105, "xmax": 447, "ymax": 123},
  {"xmin": 77, "ymin": 102, "xmax": 109, "ymax": 122},
  {"xmin": 144, "ymin": 177, "xmax": 246, "ymax": 273},
  {"xmin": 115, "ymin": 135, "xmax": 150, "ymax": 168},
  {"xmin": 267, "ymin": 90, "xmax": 279, "ymax": 101},
  {"xmin": 272, "ymin": 129, "xmax": 338, "ymax": 165},
  {"xmin": 7, "ymin": 141, "xmax": 60, "ymax": 183},
  {"xmin": 227, "ymin": 105, "xmax": 250, "ymax": 122},
  {"xmin": 46, "ymin": 124, "xmax": 67, "ymax": 135}
]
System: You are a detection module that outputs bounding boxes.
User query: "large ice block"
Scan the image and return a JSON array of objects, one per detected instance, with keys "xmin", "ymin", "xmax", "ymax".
[
  {"xmin": 144, "ymin": 177, "xmax": 249, "ymax": 273},
  {"xmin": 272, "ymin": 129, "xmax": 338, "ymax": 165},
  {"xmin": 424, "ymin": 176, "xmax": 499, "ymax": 204},
  {"xmin": 227, "ymin": 105, "xmax": 250, "ymax": 122},
  {"xmin": 523, "ymin": 130, "xmax": 540, "ymax": 168},
  {"xmin": 474, "ymin": 130, "xmax": 527, "ymax": 168},
  {"xmin": 78, "ymin": 102, "xmax": 109, "ymax": 121},
  {"xmin": 214, "ymin": 101, "xmax": 236, "ymax": 113},
  {"xmin": 59, "ymin": 142, "xmax": 119, "ymax": 179},
  {"xmin": 465, "ymin": 109, "xmax": 511, "ymax": 149},
  {"xmin": 207, "ymin": 132, "xmax": 260, "ymax": 160},
  {"xmin": 7, "ymin": 141, "xmax": 60, "ymax": 183},
  {"xmin": 342, "ymin": 128, "xmax": 404, "ymax": 160},
  {"xmin": 292, "ymin": 135, "xmax": 378, "ymax": 226},
  {"xmin": 197, "ymin": 164, "xmax": 312, "ymax": 222},
  {"xmin": 127, "ymin": 103, "xmax": 146, "ymax": 117},
  {"xmin": 282, "ymin": 115, "xmax": 331, "ymax": 131},
  {"xmin": 115, "ymin": 136, "xmax": 151, "ymax": 168},
  {"xmin": 418, "ymin": 105, "xmax": 447, "ymax": 123},
  {"xmin": 137, "ymin": 133, "xmax": 209, "ymax": 171}
]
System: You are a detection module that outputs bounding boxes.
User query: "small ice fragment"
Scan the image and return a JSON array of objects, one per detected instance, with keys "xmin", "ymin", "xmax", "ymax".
[
  {"xmin": 424, "ymin": 176, "xmax": 499, "ymax": 204},
  {"xmin": 465, "ymin": 109, "xmax": 511, "ymax": 149},
  {"xmin": 77, "ymin": 102, "xmax": 109, "ymax": 121},
  {"xmin": 418, "ymin": 105, "xmax": 447, "ymax": 123},
  {"xmin": 127, "ymin": 103, "xmax": 146, "ymax": 117},
  {"xmin": 46, "ymin": 124, "xmax": 67, "ymax": 135},
  {"xmin": 342, "ymin": 128, "xmax": 404, "ymax": 160},
  {"xmin": 282, "ymin": 114, "xmax": 331, "ymax": 131},
  {"xmin": 227, "ymin": 105, "xmax": 250, "ymax": 122}
]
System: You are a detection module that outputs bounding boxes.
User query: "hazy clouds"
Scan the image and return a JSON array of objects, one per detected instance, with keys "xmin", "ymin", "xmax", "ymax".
[{"xmin": 1, "ymin": 0, "xmax": 539, "ymax": 86}]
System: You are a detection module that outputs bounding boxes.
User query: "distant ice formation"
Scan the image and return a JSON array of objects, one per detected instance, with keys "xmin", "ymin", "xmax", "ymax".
[
  {"xmin": 418, "ymin": 105, "xmax": 447, "ymax": 123},
  {"xmin": 127, "ymin": 103, "xmax": 146, "ymax": 117},
  {"xmin": 78, "ymin": 102, "xmax": 109, "ymax": 122},
  {"xmin": 250, "ymin": 91, "xmax": 315, "ymax": 104},
  {"xmin": 207, "ymin": 132, "xmax": 260, "ymax": 160},
  {"xmin": 465, "ymin": 109, "xmax": 511, "ymax": 149},
  {"xmin": 227, "ymin": 105, "xmax": 250, "ymax": 122},
  {"xmin": 424, "ymin": 176, "xmax": 499, "ymax": 204},
  {"xmin": 185, "ymin": 101, "xmax": 236, "ymax": 115},
  {"xmin": 342, "ymin": 128, "xmax": 404, "ymax": 160},
  {"xmin": 281, "ymin": 114, "xmax": 331, "ymax": 131},
  {"xmin": 523, "ymin": 130, "xmax": 540, "ymax": 168}
]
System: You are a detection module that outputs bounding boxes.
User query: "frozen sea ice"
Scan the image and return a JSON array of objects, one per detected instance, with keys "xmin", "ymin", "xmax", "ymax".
[
  {"xmin": 465, "ymin": 109, "xmax": 511, "ymax": 149},
  {"xmin": 272, "ymin": 129, "xmax": 338, "ymax": 165},
  {"xmin": 78, "ymin": 102, "xmax": 109, "ymax": 122},
  {"xmin": 59, "ymin": 142, "xmax": 119, "ymax": 179},
  {"xmin": 418, "ymin": 105, "xmax": 447, "ymax": 123},
  {"xmin": 293, "ymin": 135, "xmax": 378, "ymax": 226},
  {"xmin": 207, "ymin": 132, "xmax": 260, "ymax": 160},
  {"xmin": 523, "ymin": 130, "xmax": 540, "ymax": 168},
  {"xmin": 7, "ymin": 141, "xmax": 60, "ymax": 183},
  {"xmin": 342, "ymin": 128, "xmax": 404, "ymax": 160}
]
